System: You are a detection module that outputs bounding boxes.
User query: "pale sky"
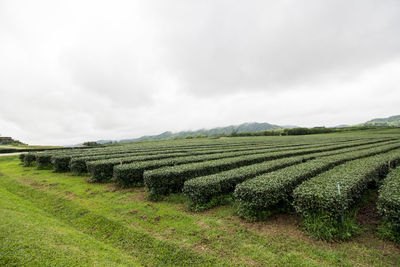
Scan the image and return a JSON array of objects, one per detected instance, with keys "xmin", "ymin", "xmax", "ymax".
[{"xmin": 0, "ymin": 0, "xmax": 399, "ymax": 145}]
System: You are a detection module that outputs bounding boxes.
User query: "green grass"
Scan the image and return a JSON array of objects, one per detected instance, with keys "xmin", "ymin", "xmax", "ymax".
[
  {"xmin": 301, "ymin": 212, "xmax": 362, "ymax": 241},
  {"xmin": 1, "ymin": 155, "xmax": 400, "ymax": 266}
]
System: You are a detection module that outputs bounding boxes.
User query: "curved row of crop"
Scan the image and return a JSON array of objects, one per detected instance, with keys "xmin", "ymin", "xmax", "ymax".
[
  {"xmin": 182, "ymin": 140, "xmax": 400, "ymax": 207},
  {"xmin": 293, "ymin": 149, "xmax": 400, "ymax": 216},
  {"xmin": 233, "ymin": 142, "xmax": 400, "ymax": 218},
  {"xmin": 68, "ymin": 142, "xmax": 316, "ymax": 174},
  {"xmin": 377, "ymin": 167, "xmax": 400, "ymax": 233},
  {"xmin": 95, "ymin": 144, "xmax": 313, "ymax": 183},
  {"xmin": 99, "ymin": 140, "xmax": 363, "ymax": 184},
  {"xmin": 143, "ymin": 140, "xmax": 395, "ymax": 199},
  {"xmin": 27, "ymin": 139, "xmax": 324, "ymax": 171}
]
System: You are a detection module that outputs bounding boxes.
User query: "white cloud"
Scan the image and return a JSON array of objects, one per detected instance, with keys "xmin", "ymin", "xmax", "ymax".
[{"xmin": 0, "ymin": 0, "xmax": 399, "ymax": 145}]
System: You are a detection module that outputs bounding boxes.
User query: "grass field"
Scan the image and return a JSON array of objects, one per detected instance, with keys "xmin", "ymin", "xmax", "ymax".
[{"xmin": 1, "ymin": 132, "xmax": 400, "ymax": 266}]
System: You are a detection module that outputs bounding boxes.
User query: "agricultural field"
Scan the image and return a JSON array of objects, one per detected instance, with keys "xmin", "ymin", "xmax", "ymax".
[{"xmin": 1, "ymin": 130, "xmax": 400, "ymax": 266}]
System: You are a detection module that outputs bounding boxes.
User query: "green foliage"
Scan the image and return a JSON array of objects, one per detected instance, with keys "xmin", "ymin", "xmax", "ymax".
[
  {"xmin": 377, "ymin": 221, "xmax": 400, "ymax": 244},
  {"xmin": 119, "ymin": 139, "xmax": 390, "ymax": 197},
  {"xmin": 234, "ymin": 142, "xmax": 400, "ymax": 218},
  {"xmin": 236, "ymin": 201, "xmax": 290, "ymax": 222},
  {"xmin": 301, "ymin": 213, "xmax": 361, "ymax": 241},
  {"xmin": 143, "ymin": 145, "xmax": 341, "ymax": 199},
  {"xmin": 78, "ymin": 143, "xmax": 271, "ymax": 176},
  {"xmin": 69, "ymin": 153, "xmax": 140, "ymax": 173},
  {"xmin": 113, "ymin": 144, "xmax": 315, "ymax": 187},
  {"xmin": 377, "ymin": 167, "xmax": 400, "ymax": 231},
  {"xmin": 88, "ymin": 152, "xmax": 189, "ymax": 182},
  {"xmin": 51, "ymin": 155, "xmax": 73, "ymax": 172},
  {"xmin": 187, "ymin": 194, "xmax": 234, "ymax": 212},
  {"xmin": 50, "ymin": 141, "xmax": 281, "ymax": 179},
  {"xmin": 83, "ymin": 141, "xmax": 102, "ymax": 147},
  {"xmin": 293, "ymin": 149, "xmax": 400, "ymax": 217},
  {"xmin": 183, "ymin": 156, "xmax": 307, "ymax": 206},
  {"xmin": 23, "ymin": 153, "xmax": 36, "ymax": 166},
  {"xmin": 187, "ymin": 139, "xmax": 393, "ymax": 208},
  {"xmin": 283, "ymin": 127, "xmax": 337, "ymax": 136},
  {"xmin": 35, "ymin": 153, "xmax": 53, "ymax": 169}
]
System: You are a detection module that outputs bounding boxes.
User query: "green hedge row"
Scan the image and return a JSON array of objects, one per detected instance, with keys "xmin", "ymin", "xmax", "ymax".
[
  {"xmin": 23, "ymin": 153, "xmax": 36, "ymax": 166},
  {"xmin": 35, "ymin": 153, "xmax": 53, "ymax": 168},
  {"xmin": 86, "ymin": 152, "xmax": 190, "ymax": 182},
  {"xmin": 113, "ymin": 150, "xmax": 285, "ymax": 188},
  {"xmin": 26, "ymin": 143, "xmax": 199, "ymax": 169},
  {"xmin": 377, "ymin": 167, "xmax": 400, "ymax": 229},
  {"xmin": 21, "ymin": 136, "xmax": 374, "ymax": 170},
  {"xmin": 182, "ymin": 156, "xmax": 308, "ymax": 205},
  {"xmin": 50, "ymin": 148, "xmax": 188, "ymax": 172},
  {"xmin": 293, "ymin": 149, "xmax": 400, "ymax": 216},
  {"xmin": 98, "ymin": 143, "xmax": 334, "ymax": 184},
  {"xmin": 42, "ymin": 142, "xmax": 287, "ymax": 172},
  {"xmin": 233, "ymin": 142, "xmax": 400, "ymax": 217},
  {"xmin": 70, "ymin": 143, "xmax": 297, "ymax": 174},
  {"xmin": 69, "ymin": 149, "xmax": 194, "ymax": 174},
  {"xmin": 40, "ymin": 139, "xmax": 313, "ymax": 173},
  {"xmin": 181, "ymin": 140, "xmax": 397, "ymax": 206},
  {"xmin": 70, "ymin": 153, "xmax": 139, "ymax": 173},
  {"xmin": 114, "ymin": 139, "xmax": 376, "ymax": 188},
  {"xmin": 32, "ymin": 136, "xmax": 366, "ymax": 165},
  {"xmin": 143, "ymin": 140, "xmax": 390, "ymax": 198}
]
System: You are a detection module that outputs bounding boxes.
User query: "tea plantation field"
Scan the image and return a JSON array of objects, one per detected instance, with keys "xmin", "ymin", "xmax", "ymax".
[{"xmin": 1, "ymin": 130, "xmax": 400, "ymax": 266}]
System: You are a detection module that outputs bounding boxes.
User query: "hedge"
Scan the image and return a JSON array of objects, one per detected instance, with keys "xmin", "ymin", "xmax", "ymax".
[
  {"xmin": 70, "ymin": 143, "xmax": 289, "ymax": 174},
  {"xmin": 50, "ymin": 148, "xmax": 172, "ymax": 172},
  {"xmin": 23, "ymin": 153, "xmax": 36, "ymax": 166},
  {"xmin": 182, "ymin": 156, "xmax": 309, "ymax": 205},
  {"xmin": 86, "ymin": 152, "xmax": 192, "ymax": 182},
  {"xmin": 181, "ymin": 139, "xmax": 397, "ymax": 206},
  {"xmin": 35, "ymin": 153, "xmax": 53, "ymax": 168},
  {"xmin": 115, "ymin": 140, "xmax": 376, "ymax": 189},
  {"xmin": 293, "ymin": 149, "xmax": 400, "ymax": 216},
  {"xmin": 68, "ymin": 151, "xmax": 179, "ymax": 174},
  {"xmin": 100, "ymin": 143, "xmax": 334, "ymax": 184},
  {"xmin": 143, "ymin": 140, "xmax": 392, "ymax": 198},
  {"xmin": 87, "ymin": 143, "xmax": 282, "ymax": 182},
  {"xmin": 111, "ymin": 147, "xmax": 285, "ymax": 186},
  {"xmin": 234, "ymin": 142, "xmax": 400, "ymax": 217},
  {"xmin": 377, "ymin": 167, "xmax": 400, "ymax": 229},
  {"xmin": 50, "ymin": 142, "xmax": 293, "ymax": 173}
]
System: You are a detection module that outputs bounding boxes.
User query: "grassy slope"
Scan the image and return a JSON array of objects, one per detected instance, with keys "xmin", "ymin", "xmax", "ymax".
[{"xmin": 0, "ymin": 155, "xmax": 399, "ymax": 266}]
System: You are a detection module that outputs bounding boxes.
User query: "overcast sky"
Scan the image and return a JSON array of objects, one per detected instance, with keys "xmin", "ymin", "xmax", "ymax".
[{"xmin": 0, "ymin": 0, "xmax": 399, "ymax": 145}]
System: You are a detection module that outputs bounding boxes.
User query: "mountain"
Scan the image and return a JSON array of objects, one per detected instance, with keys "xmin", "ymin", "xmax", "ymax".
[
  {"xmin": 118, "ymin": 122, "xmax": 286, "ymax": 143},
  {"xmin": 78, "ymin": 115, "xmax": 400, "ymax": 146},
  {"xmin": 362, "ymin": 115, "xmax": 400, "ymax": 127},
  {"xmin": 331, "ymin": 124, "xmax": 350, "ymax": 128}
]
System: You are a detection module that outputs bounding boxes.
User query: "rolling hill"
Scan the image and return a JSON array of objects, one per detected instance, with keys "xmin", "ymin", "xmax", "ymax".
[
  {"xmin": 363, "ymin": 115, "xmax": 400, "ymax": 127},
  {"xmin": 117, "ymin": 122, "xmax": 287, "ymax": 143}
]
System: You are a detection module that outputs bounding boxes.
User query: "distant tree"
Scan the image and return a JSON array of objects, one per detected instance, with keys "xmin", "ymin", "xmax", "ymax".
[
  {"xmin": 231, "ymin": 130, "xmax": 238, "ymax": 137},
  {"xmin": 83, "ymin": 141, "xmax": 101, "ymax": 147}
]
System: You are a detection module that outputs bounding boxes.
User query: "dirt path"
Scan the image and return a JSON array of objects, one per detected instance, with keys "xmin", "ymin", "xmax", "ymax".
[{"xmin": 0, "ymin": 152, "xmax": 22, "ymax": 157}]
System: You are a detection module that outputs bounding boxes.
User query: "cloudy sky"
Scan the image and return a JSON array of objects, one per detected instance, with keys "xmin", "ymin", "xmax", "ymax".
[{"xmin": 0, "ymin": 0, "xmax": 399, "ymax": 145}]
